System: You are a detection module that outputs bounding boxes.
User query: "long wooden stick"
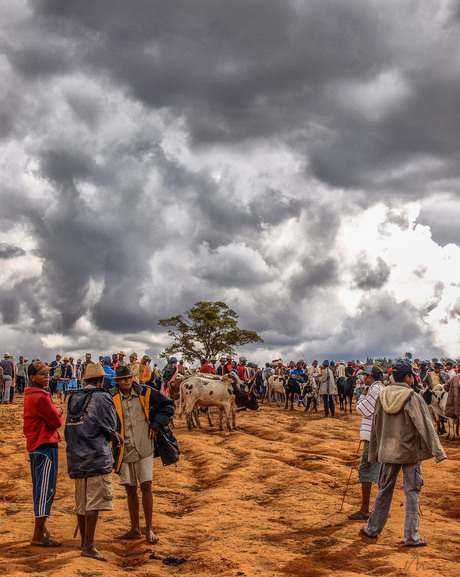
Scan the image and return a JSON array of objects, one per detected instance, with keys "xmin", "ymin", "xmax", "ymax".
[{"xmin": 339, "ymin": 439, "xmax": 363, "ymax": 512}]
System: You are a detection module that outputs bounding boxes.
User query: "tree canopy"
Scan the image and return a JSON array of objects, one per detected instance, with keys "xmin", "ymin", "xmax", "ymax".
[{"xmin": 158, "ymin": 301, "xmax": 263, "ymax": 363}]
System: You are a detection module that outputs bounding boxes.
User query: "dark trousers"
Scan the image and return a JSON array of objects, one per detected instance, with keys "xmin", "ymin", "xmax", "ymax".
[
  {"xmin": 323, "ymin": 394, "xmax": 335, "ymax": 416},
  {"xmin": 305, "ymin": 395, "xmax": 318, "ymax": 412},
  {"xmin": 16, "ymin": 376, "xmax": 26, "ymax": 393}
]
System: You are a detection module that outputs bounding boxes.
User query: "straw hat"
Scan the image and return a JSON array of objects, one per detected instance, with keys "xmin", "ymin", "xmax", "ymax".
[{"xmin": 83, "ymin": 363, "xmax": 106, "ymax": 380}]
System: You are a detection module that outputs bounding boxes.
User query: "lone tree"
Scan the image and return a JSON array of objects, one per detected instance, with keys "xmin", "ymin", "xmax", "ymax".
[{"xmin": 158, "ymin": 301, "xmax": 263, "ymax": 363}]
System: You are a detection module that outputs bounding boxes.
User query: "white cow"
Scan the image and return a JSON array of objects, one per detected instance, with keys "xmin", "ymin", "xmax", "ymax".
[
  {"xmin": 179, "ymin": 373, "xmax": 258, "ymax": 431},
  {"xmin": 428, "ymin": 384, "xmax": 457, "ymax": 440}
]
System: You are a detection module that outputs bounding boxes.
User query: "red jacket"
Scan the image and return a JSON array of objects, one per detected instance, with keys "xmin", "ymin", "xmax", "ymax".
[
  {"xmin": 200, "ymin": 363, "xmax": 216, "ymax": 374},
  {"xmin": 237, "ymin": 365, "xmax": 249, "ymax": 381},
  {"xmin": 23, "ymin": 387, "xmax": 62, "ymax": 452}
]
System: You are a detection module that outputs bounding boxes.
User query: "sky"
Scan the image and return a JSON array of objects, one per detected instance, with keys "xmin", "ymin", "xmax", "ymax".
[{"xmin": 0, "ymin": 0, "xmax": 459, "ymax": 364}]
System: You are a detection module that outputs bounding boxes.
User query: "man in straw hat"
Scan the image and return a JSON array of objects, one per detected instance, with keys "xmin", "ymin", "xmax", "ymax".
[
  {"xmin": 65, "ymin": 363, "xmax": 124, "ymax": 561},
  {"xmin": 110, "ymin": 365, "xmax": 175, "ymax": 544},
  {"xmin": 128, "ymin": 352, "xmax": 140, "ymax": 384},
  {"xmin": 117, "ymin": 351, "xmax": 127, "ymax": 367}
]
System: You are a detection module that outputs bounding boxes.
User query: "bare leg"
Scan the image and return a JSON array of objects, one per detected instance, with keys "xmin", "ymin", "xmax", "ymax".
[
  {"xmin": 31, "ymin": 517, "xmax": 48, "ymax": 544},
  {"xmin": 81, "ymin": 510, "xmax": 107, "ymax": 561},
  {"xmin": 361, "ymin": 482, "xmax": 372, "ymax": 515},
  {"xmin": 77, "ymin": 513, "xmax": 85, "ymax": 549},
  {"xmin": 140, "ymin": 481, "xmax": 158, "ymax": 543},
  {"xmin": 115, "ymin": 485, "xmax": 142, "ymax": 539}
]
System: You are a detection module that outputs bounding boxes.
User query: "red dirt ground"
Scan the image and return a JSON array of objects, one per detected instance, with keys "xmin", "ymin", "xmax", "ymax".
[{"xmin": 1, "ymin": 397, "xmax": 459, "ymax": 577}]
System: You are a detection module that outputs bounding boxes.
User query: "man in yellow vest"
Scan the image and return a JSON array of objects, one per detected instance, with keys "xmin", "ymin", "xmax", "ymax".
[{"xmin": 109, "ymin": 365, "xmax": 174, "ymax": 544}]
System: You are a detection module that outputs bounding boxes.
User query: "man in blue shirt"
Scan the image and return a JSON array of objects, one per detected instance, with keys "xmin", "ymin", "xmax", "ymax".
[{"xmin": 102, "ymin": 357, "xmax": 116, "ymax": 390}]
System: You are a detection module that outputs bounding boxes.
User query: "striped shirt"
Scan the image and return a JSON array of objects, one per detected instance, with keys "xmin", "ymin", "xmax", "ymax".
[{"xmin": 356, "ymin": 381, "xmax": 383, "ymax": 441}]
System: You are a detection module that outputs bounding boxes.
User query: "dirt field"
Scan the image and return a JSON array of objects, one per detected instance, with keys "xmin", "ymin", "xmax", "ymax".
[{"xmin": 1, "ymin": 396, "xmax": 460, "ymax": 577}]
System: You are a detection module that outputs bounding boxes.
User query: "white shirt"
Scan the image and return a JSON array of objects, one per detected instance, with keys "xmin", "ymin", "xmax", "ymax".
[{"xmin": 356, "ymin": 381, "xmax": 383, "ymax": 441}]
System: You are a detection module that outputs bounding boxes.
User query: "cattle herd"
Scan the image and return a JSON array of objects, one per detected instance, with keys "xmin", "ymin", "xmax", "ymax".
[{"xmin": 166, "ymin": 366, "xmax": 459, "ymax": 441}]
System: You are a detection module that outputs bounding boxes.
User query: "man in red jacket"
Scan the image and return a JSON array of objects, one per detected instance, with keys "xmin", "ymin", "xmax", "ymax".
[
  {"xmin": 23, "ymin": 361, "xmax": 63, "ymax": 547},
  {"xmin": 199, "ymin": 358, "xmax": 216, "ymax": 374}
]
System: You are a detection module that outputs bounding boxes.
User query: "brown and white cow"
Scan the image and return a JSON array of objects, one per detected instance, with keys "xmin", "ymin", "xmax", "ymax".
[
  {"xmin": 179, "ymin": 372, "xmax": 259, "ymax": 431},
  {"xmin": 423, "ymin": 384, "xmax": 457, "ymax": 440},
  {"xmin": 264, "ymin": 375, "xmax": 287, "ymax": 406}
]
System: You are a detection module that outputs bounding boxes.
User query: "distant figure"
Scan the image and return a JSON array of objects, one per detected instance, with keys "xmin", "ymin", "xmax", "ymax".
[
  {"xmin": 200, "ymin": 358, "xmax": 216, "ymax": 374},
  {"xmin": 0, "ymin": 353, "xmax": 14, "ymax": 404}
]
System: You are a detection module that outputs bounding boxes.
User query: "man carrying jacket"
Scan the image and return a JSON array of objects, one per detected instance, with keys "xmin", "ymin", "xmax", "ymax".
[
  {"xmin": 65, "ymin": 363, "xmax": 124, "ymax": 562},
  {"xmin": 24, "ymin": 361, "xmax": 63, "ymax": 547},
  {"xmin": 360, "ymin": 361, "xmax": 447, "ymax": 546},
  {"xmin": 110, "ymin": 365, "xmax": 175, "ymax": 544}
]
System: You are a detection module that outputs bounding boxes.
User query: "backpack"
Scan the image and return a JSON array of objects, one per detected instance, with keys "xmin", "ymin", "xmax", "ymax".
[{"xmin": 53, "ymin": 363, "xmax": 62, "ymax": 380}]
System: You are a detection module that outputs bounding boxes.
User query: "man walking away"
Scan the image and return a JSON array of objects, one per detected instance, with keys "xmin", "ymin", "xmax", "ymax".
[
  {"xmin": 16, "ymin": 356, "xmax": 28, "ymax": 394},
  {"xmin": 318, "ymin": 360, "xmax": 337, "ymax": 417},
  {"xmin": 348, "ymin": 364, "xmax": 383, "ymax": 520},
  {"xmin": 1, "ymin": 353, "xmax": 14, "ymax": 404},
  {"xmin": 65, "ymin": 363, "xmax": 123, "ymax": 561},
  {"xmin": 24, "ymin": 361, "xmax": 63, "ymax": 547},
  {"xmin": 360, "ymin": 361, "xmax": 447, "ymax": 546},
  {"xmin": 110, "ymin": 365, "xmax": 175, "ymax": 544}
]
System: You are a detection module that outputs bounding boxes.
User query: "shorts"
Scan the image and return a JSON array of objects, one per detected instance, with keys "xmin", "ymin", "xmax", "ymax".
[
  {"xmin": 358, "ymin": 440, "xmax": 381, "ymax": 483},
  {"xmin": 75, "ymin": 474, "xmax": 114, "ymax": 515},
  {"xmin": 118, "ymin": 454, "xmax": 154, "ymax": 486},
  {"xmin": 56, "ymin": 380, "xmax": 64, "ymax": 391},
  {"xmin": 67, "ymin": 378, "xmax": 78, "ymax": 391},
  {"xmin": 30, "ymin": 444, "xmax": 58, "ymax": 518}
]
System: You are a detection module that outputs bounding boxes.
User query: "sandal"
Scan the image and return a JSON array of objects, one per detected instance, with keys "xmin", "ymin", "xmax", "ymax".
[
  {"xmin": 348, "ymin": 511, "xmax": 370, "ymax": 520},
  {"xmin": 31, "ymin": 536, "xmax": 62, "ymax": 548}
]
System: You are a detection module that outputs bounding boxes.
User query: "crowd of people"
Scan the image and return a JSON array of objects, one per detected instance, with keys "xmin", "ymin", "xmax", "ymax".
[{"xmin": 1, "ymin": 349, "xmax": 459, "ymax": 558}]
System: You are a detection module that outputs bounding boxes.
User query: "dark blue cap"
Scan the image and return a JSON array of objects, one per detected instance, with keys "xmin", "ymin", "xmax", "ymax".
[{"xmin": 392, "ymin": 361, "xmax": 417, "ymax": 375}]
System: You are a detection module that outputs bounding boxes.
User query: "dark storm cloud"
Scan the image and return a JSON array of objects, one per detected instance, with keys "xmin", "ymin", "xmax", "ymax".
[
  {"xmin": 20, "ymin": 0, "xmax": 458, "ymax": 199},
  {"xmin": 0, "ymin": 243, "xmax": 25, "ymax": 259},
  {"xmin": 353, "ymin": 257, "xmax": 391, "ymax": 290},
  {"xmin": 289, "ymin": 258, "xmax": 339, "ymax": 301},
  {"xmin": 0, "ymin": 0, "xmax": 458, "ymax": 359}
]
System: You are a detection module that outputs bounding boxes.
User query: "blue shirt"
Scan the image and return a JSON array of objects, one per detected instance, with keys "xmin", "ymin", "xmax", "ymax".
[{"xmin": 103, "ymin": 365, "xmax": 116, "ymax": 390}]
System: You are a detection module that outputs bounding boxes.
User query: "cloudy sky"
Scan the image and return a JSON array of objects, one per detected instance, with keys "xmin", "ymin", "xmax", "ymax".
[{"xmin": 1, "ymin": 0, "xmax": 459, "ymax": 364}]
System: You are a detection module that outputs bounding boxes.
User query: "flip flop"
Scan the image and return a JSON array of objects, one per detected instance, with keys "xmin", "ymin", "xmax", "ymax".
[
  {"xmin": 31, "ymin": 536, "xmax": 62, "ymax": 548},
  {"xmin": 348, "ymin": 511, "xmax": 370, "ymax": 520}
]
